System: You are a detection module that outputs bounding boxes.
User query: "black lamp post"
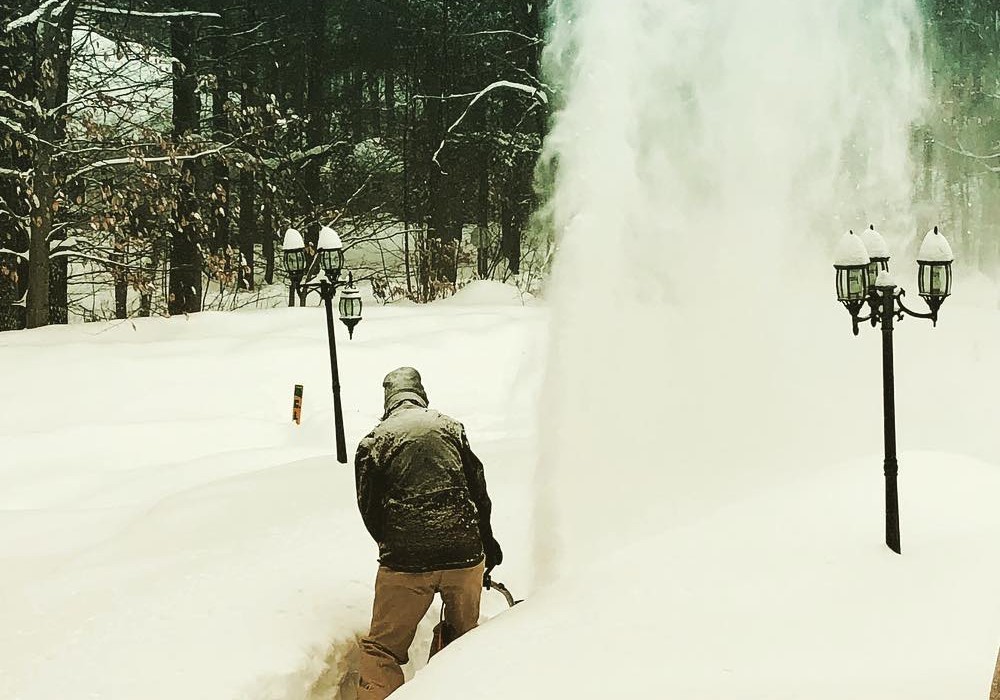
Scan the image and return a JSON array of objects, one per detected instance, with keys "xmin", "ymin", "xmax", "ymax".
[
  {"xmin": 834, "ymin": 224, "xmax": 954, "ymax": 554},
  {"xmin": 282, "ymin": 225, "xmax": 364, "ymax": 464}
]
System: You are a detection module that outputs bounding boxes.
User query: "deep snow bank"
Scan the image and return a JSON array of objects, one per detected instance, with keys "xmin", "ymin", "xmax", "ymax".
[{"xmin": 395, "ymin": 452, "xmax": 1000, "ymax": 699}]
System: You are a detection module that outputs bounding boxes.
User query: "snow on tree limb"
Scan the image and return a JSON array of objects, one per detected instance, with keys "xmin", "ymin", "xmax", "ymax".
[
  {"xmin": 260, "ymin": 141, "xmax": 348, "ymax": 171},
  {"xmin": 937, "ymin": 140, "xmax": 1000, "ymax": 172},
  {"xmin": 0, "ymin": 90, "xmax": 42, "ymax": 116},
  {"xmin": 0, "ymin": 248, "xmax": 28, "ymax": 260},
  {"xmin": 78, "ymin": 5, "xmax": 221, "ymax": 19},
  {"xmin": 5, "ymin": 0, "xmax": 62, "ymax": 31},
  {"xmin": 456, "ymin": 29, "xmax": 541, "ymax": 43},
  {"xmin": 0, "ymin": 166, "xmax": 31, "ymax": 179},
  {"xmin": 66, "ymin": 140, "xmax": 239, "ymax": 181},
  {"xmin": 432, "ymin": 80, "xmax": 548, "ymax": 171},
  {"xmin": 0, "ymin": 114, "xmax": 39, "ymax": 141}
]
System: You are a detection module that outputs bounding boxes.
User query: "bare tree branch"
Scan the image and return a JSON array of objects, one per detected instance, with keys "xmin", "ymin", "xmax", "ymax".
[
  {"xmin": 432, "ymin": 80, "xmax": 548, "ymax": 171},
  {"xmin": 78, "ymin": 5, "xmax": 221, "ymax": 19},
  {"xmin": 66, "ymin": 139, "xmax": 241, "ymax": 181}
]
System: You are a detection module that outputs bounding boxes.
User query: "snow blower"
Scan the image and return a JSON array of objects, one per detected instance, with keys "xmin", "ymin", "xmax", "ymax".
[{"xmin": 429, "ymin": 573, "xmax": 522, "ymax": 658}]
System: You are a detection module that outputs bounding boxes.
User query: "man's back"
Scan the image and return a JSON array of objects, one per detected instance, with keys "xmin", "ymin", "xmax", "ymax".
[{"xmin": 357, "ymin": 404, "xmax": 486, "ymax": 572}]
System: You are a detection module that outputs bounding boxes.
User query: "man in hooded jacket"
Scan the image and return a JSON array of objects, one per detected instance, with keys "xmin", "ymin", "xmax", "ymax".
[{"xmin": 355, "ymin": 367, "xmax": 502, "ymax": 700}]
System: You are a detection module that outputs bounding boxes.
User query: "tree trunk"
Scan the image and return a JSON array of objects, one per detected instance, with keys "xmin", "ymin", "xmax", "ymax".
[
  {"xmin": 424, "ymin": 0, "xmax": 460, "ymax": 288},
  {"xmin": 26, "ymin": 3, "xmax": 74, "ymax": 328},
  {"xmin": 0, "ymin": 4, "xmax": 33, "ymax": 331},
  {"xmin": 262, "ymin": 195, "xmax": 275, "ymax": 285},
  {"xmin": 168, "ymin": 16, "xmax": 203, "ymax": 316},
  {"xmin": 402, "ymin": 68, "xmax": 412, "ymax": 297},
  {"xmin": 496, "ymin": 0, "xmax": 544, "ymax": 277},
  {"xmin": 139, "ymin": 234, "xmax": 161, "ymax": 317},
  {"xmin": 210, "ymin": 15, "xmax": 230, "ymax": 255},
  {"xmin": 368, "ymin": 72, "xmax": 381, "ymax": 133},
  {"xmin": 238, "ymin": 170, "xmax": 255, "ymax": 290},
  {"xmin": 477, "ymin": 157, "xmax": 489, "ymax": 279},
  {"xmin": 349, "ymin": 70, "xmax": 364, "ymax": 141},
  {"xmin": 46, "ymin": 5, "xmax": 73, "ymax": 325},
  {"xmin": 114, "ymin": 264, "xmax": 128, "ymax": 320},
  {"xmin": 500, "ymin": 195, "xmax": 521, "ymax": 276},
  {"xmin": 303, "ymin": 0, "xmax": 330, "ymax": 202},
  {"xmin": 236, "ymin": 3, "xmax": 259, "ymax": 291},
  {"xmin": 384, "ymin": 70, "xmax": 396, "ymax": 130}
]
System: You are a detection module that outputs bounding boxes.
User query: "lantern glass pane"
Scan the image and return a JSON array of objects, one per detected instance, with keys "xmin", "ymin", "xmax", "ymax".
[
  {"xmin": 340, "ymin": 295, "xmax": 362, "ymax": 318},
  {"xmin": 839, "ymin": 267, "xmax": 866, "ymax": 301},
  {"xmin": 284, "ymin": 248, "xmax": 306, "ymax": 274},
  {"xmin": 931, "ymin": 265, "xmax": 944, "ymax": 294},
  {"xmin": 320, "ymin": 249, "xmax": 341, "ymax": 275},
  {"xmin": 919, "ymin": 262, "xmax": 951, "ymax": 298}
]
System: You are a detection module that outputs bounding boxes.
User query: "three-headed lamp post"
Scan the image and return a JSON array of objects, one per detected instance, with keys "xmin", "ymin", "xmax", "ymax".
[
  {"xmin": 833, "ymin": 224, "xmax": 954, "ymax": 554},
  {"xmin": 282, "ymin": 225, "xmax": 364, "ymax": 464}
]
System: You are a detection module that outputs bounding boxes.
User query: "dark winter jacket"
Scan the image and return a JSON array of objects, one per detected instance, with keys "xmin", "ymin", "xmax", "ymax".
[{"xmin": 354, "ymin": 367, "xmax": 499, "ymax": 573}]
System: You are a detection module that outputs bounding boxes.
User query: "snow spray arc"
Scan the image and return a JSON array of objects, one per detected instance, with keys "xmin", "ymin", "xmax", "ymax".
[{"xmin": 534, "ymin": 0, "xmax": 928, "ymax": 581}]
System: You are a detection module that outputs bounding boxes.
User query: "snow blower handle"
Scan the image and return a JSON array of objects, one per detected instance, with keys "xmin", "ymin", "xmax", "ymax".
[{"xmin": 483, "ymin": 572, "xmax": 521, "ymax": 607}]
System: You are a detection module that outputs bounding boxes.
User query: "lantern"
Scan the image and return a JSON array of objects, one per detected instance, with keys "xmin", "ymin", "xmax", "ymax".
[
  {"xmin": 338, "ymin": 280, "xmax": 363, "ymax": 339},
  {"xmin": 317, "ymin": 225, "xmax": 344, "ymax": 281},
  {"xmin": 834, "ymin": 229, "xmax": 870, "ymax": 313},
  {"xmin": 282, "ymin": 228, "xmax": 307, "ymax": 276},
  {"xmin": 860, "ymin": 224, "xmax": 890, "ymax": 287},
  {"xmin": 916, "ymin": 225, "xmax": 953, "ymax": 313}
]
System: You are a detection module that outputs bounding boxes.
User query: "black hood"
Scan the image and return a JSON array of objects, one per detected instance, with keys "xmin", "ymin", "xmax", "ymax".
[{"xmin": 382, "ymin": 366, "xmax": 428, "ymax": 418}]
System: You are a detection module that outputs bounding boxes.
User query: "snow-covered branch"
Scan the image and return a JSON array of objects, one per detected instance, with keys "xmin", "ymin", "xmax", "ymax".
[
  {"xmin": 432, "ymin": 80, "xmax": 548, "ymax": 170},
  {"xmin": 0, "ymin": 114, "xmax": 38, "ymax": 141},
  {"xmin": 66, "ymin": 140, "xmax": 239, "ymax": 181},
  {"xmin": 0, "ymin": 166, "xmax": 30, "ymax": 178},
  {"xmin": 78, "ymin": 6, "xmax": 221, "ymax": 19},
  {"xmin": 4, "ymin": 0, "xmax": 64, "ymax": 31},
  {"xmin": 261, "ymin": 141, "xmax": 347, "ymax": 171},
  {"xmin": 0, "ymin": 247, "xmax": 28, "ymax": 260},
  {"xmin": 456, "ymin": 29, "xmax": 541, "ymax": 43},
  {"xmin": 937, "ymin": 139, "xmax": 1000, "ymax": 172},
  {"xmin": 0, "ymin": 90, "xmax": 41, "ymax": 116}
]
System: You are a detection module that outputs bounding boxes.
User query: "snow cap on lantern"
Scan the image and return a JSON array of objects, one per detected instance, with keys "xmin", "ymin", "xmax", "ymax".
[{"xmin": 860, "ymin": 223, "xmax": 891, "ymax": 282}]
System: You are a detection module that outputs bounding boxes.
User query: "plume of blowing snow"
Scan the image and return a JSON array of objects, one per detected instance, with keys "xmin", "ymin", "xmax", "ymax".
[{"xmin": 535, "ymin": 0, "xmax": 928, "ymax": 579}]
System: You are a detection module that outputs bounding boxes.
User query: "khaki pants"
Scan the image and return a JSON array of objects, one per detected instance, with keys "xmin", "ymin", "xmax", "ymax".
[
  {"xmin": 991, "ymin": 647, "xmax": 1000, "ymax": 700},
  {"xmin": 358, "ymin": 560, "xmax": 485, "ymax": 700}
]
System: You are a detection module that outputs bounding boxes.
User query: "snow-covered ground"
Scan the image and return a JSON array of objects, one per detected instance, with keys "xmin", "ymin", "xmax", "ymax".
[
  {"xmin": 0, "ymin": 281, "xmax": 543, "ymax": 700},
  {"xmin": 0, "ymin": 270, "xmax": 1000, "ymax": 700},
  {"xmin": 2, "ymin": 277, "xmax": 1000, "ymax": 699}
]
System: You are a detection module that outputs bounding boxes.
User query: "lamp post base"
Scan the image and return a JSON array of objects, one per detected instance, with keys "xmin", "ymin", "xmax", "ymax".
[{"xmin": 885, "ymin": 461, "xmax": 900, "ymax": 554}]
